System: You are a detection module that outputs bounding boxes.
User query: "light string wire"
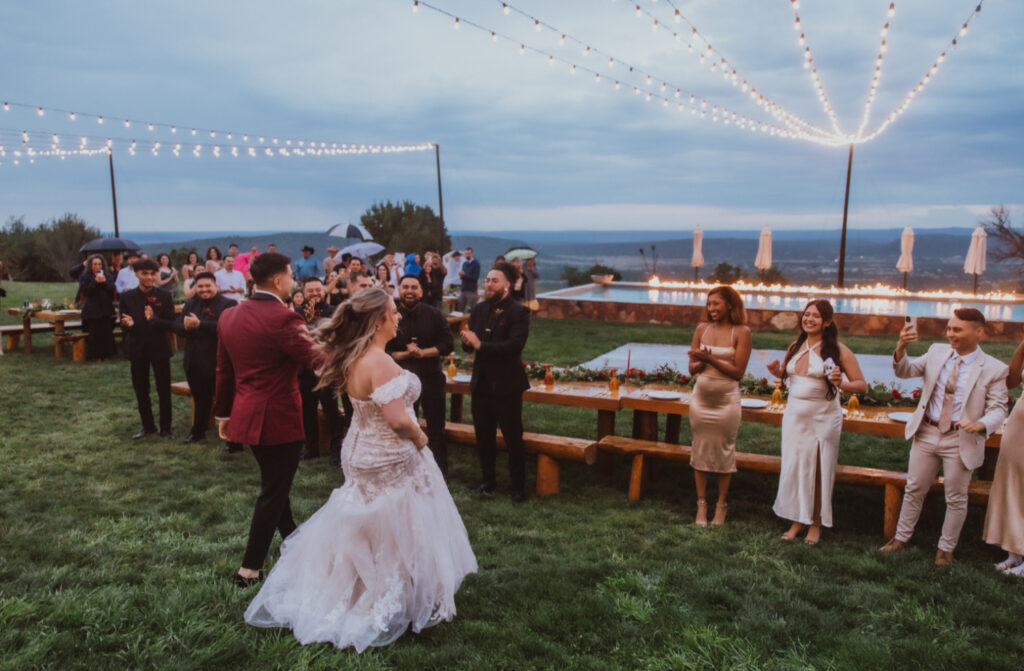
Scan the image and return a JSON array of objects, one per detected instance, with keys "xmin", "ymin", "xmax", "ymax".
[
  {"xmin": 0, "ymin": 100, "xmax": 435, "ymax": 156},
  {"xmin": 786, "ymin": 0, "xmax": 846, "ymax": 137},
  {"xmin": 627, "ymin": 0, "xmax": 834, "ymax": 141},
  {"xmin": 854, "ymin": 4, "xmax": 896, "ymax": 140},
  {"xmin": 412, "ymin": 1, "xmax": 831, "ymax": 143},
  {"xmin": 857, "ymin": 1, "xmax": 985, "ymax": 143},
  {"xmin": 0, "ymin": 127, "xmax": 434, "ymax": 167}
]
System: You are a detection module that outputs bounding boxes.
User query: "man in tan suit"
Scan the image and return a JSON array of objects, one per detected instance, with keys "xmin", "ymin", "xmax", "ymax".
[{"xmin": 880, "ymin": 308, "xmax": 1008, "ymax": 565}]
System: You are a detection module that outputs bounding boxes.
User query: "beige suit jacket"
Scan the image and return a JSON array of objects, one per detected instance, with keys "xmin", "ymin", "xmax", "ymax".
[{"xmin": 893, "ymin": 342, "xmax": 1008, "ymax": 470}]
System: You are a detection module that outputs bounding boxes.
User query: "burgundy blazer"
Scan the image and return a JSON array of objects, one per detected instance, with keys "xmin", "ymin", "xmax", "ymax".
[{"xmin": 213, "ymin": 293, "xmax": 322, "ymax": 446}]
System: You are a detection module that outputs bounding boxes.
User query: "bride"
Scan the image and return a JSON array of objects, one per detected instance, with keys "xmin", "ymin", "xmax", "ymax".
[{"xmin": 244, "ymin": 288, "xmax": 477, "ymax": 651}]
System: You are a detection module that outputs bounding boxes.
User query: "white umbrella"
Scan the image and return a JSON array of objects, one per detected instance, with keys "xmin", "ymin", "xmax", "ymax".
[
  {"xmin": 754, "ymin": 226, "xmax": 772, "ymax": 279},
  {"xmin": 896, "ymin": 226, "xmax": 914, "ymax": 289},
  {"xmin": 338, "ymin": 241, "xmax": 385, "ymax": 260},
  {"xmin": 691, "ymin": 227, "xmax": 704, "ymax": 281},
  {"xmin": 326, "ymin": 222, "xmax": 371, "ymax": 241},
  {"xmin": 964, "ymin": 225, "xmax": 987, "ymax": 294}
]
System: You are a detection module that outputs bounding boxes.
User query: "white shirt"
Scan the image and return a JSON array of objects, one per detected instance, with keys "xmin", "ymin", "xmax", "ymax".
[
  {"xmin": 252, "ymin": 289, "xmax": 284, "ymax": 304},
  {"xmin": 442, "ymin": 251, "xmax": 463, "ymax": 287},
  {"xmin": 115, "ymin": 266, "xmax": 139, "ymax": 293},
  {"xmin": 925, "ymin": 346, "xmax": 981, "ymax": 424},
  {"xmin": 215, "ymin": 269, "xmax": 246, "ymax": 303}
]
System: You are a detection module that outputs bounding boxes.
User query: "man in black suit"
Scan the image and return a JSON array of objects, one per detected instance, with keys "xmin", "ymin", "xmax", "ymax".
[
  {"xmin": 460, "ymin": 261, "xmax": 531, "ymax": 501},
  {"xmin": 173, "ymin": 272, "xmax": 236, "ymax": 444},
  {"xmin": 119, "ymin": 258, "xmax": 177, "ymax": 439},
  {"xmin": 295, "ymin": 278, "xmax": 343, "ymax": 461},
  {"xmin": 387, "ymin": 273, "xmax": 454, "ymax": 477}
]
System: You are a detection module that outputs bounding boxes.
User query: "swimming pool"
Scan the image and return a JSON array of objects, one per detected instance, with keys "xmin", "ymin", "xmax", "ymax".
[{"xmin": 541, "ymin": 282, "xmax": 1024, "ymax": 323}]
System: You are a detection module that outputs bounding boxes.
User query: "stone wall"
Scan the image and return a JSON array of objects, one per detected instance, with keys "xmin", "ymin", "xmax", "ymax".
[{"xmin": 536, "ymin": 297, "xmax": 1024, "ymax": 342}]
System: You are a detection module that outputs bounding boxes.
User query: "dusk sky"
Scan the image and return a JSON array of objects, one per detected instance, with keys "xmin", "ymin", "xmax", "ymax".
[{"xmin": 1, "ymin": 0, "xmax": 1021, "ymax": 235}]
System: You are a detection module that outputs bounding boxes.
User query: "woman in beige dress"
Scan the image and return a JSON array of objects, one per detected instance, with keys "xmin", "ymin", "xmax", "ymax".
[
  {"xmin": 984, "ymin": 337, "xmax": 1024, "ymax": 576},
  {"xmin": 687, "ymin": 286, "xmax": 752, "ymax": 527},
  {"xmin": 767, "ymin": 300, "xmax": 866, "ymax": 546}
]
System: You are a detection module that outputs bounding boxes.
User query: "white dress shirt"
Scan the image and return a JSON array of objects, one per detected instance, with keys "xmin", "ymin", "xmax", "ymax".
[
  {"xmin": 215, "ymin": 269, "xmax": 247, "ymax": 303},
  {"xmin": 925, "ymin": 346, "xmax": 981, "ymax": 424},
  {"xmin": 115, "ymin": 266, "xmax": 139, "ymax": 293}
]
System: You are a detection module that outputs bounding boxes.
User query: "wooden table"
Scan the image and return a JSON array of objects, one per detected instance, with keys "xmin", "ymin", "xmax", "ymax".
[
  {"xmin": 445, "ymin": 378, "xmax": 626, "ymax": 440},
  {"xmin": 621, "ymin": 388, "xmax": 1004, "ymax": 479},
  {"xmin": 7, "ymin": 308, "xmax": 81, "ymax": 354}
]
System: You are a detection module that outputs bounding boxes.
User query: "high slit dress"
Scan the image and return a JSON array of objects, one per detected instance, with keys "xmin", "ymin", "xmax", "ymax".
[{"xmin": 772, "ymin": 343, "xmax": 843, "ymax": 527}]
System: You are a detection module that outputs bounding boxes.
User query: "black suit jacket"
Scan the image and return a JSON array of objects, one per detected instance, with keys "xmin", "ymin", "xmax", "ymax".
[
  {"xmin": 174, "ymin": 294, "xmax": 236, "ymax": 373},
  {"xmin": 463, "ymin": 293, "xmax": 530, "ymax": 395},
  {"xmin": 119, "ymin": 287, "xmax": 176, "ymax": 361},
  {"xmin": 295, "ymin": 300, "xmax": 335, "ymax": 385}
]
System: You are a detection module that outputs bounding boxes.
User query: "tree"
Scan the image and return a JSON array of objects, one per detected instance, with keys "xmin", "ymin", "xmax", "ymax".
[
  {"xmin": 981, "ymin": 205, "xmax": 1022, "ymax": 271},
  {"xmin": 560, "ymin": 263, "xmax": 622, "ymax": 287},
  {"xmin": 0, "ymin": 216, "xmax": 36, "ymax": 279},
  {"xmin": 33, "ymin": 214, "xmax": 102, "ymax": 280},
  {"xmin": 709, "ymin": 262, "xmax": 743, "ymax": 284},
  {"xmin": 761, "ymin": 266, "xmax": 789, "ymax": 285},
  {"xmin": 360, "ymin": 200, "xmax": 451, "ymax": 256}
]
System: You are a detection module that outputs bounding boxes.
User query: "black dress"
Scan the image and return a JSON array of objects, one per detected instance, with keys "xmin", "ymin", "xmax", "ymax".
[{"xmin": 78, "ymin": 270, "xmax": 117, "ymax": 360}]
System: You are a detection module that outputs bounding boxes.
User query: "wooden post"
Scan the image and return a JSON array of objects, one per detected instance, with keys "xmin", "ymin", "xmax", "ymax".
[
  {"xmin": 628, "ymin": 454, "xmax": 647, "ymax": 501},
  {"xmin": 664, "ymin": 415, "xmax": 681, "ymax": 445},
  {"xmin": 108, "ymin": 151, "xmax": 120, "ymax": 238},
  {"xmin": 72, "ymin": 337, "xmax": 87, "ymax": 362},
  {"xmin": 435, "ymin": 144, "xmax": 444, "ymax": 227},
  {"xmin": 597, "ymin": 410, "xmax": 616, "ymax": 476},
  {"xmin": 536, "ymin": 454, "xmax": 560, "ymax": 497},
  {"xmin": 837, "ymin": 143, "xmax": 854, "ymax": 288}
]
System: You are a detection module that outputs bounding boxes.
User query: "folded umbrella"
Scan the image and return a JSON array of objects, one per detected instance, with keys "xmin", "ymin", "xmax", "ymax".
[{"xmin": 79, "ymin": 237, "xmax": 141, "ymax": 253}]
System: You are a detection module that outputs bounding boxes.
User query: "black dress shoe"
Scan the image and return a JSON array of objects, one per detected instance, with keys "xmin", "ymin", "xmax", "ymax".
[
  {"xmin": 159, "ymin": 430, "xmax": 175, "ymax": 440},
  {"xmin": 511, "ymin": 490, "xmax": 527, "ymax": 503},
  {"xmin": 182, "ymin": 432, "xmax": 205, "ymax": 444},
  {"xmin": 471, "ymin": 482, "xmax": 497, "ymax": 494},
  {"xmin": 223, "ymin": 442, "xmax": 243, "ymax": 454},
  {"xmin": 132, "ymin": 429, "xmax": 157, "ymax": 440},
  {"xmin": 233, "ymin": 570, "xmax": 264, "ymax": 588}
]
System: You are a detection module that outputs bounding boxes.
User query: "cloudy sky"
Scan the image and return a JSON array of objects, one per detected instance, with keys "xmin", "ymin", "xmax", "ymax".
[{"xmin": 1, "ymin": 0, "xmax": 1021, "ymax": 234}]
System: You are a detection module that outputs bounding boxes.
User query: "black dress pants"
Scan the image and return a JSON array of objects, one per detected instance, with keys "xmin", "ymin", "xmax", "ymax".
[
  {"xmin": 242, "ymin": 441, "xmax": 303, "ymax": 570},
  {"xmin": 470, "ymin": 391, "xmax": 525, "ymax": 491},
  {"xmin": 415, "ymin": 372, "xmax": 448, "ymax": 477},
  {"xmin": 185, "ymin": 366, "xmax": 215, "ymax": 437},
  {"xmin": 300, "ymin": 374, "xmax": 342, "ymax": 457},
  {"xmin": 130, "ymin": 355, "xmax": 172, "ymax": 432}
]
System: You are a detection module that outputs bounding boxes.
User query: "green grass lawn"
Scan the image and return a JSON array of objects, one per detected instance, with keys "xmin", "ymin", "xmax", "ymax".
[{"xmin": 2, "ymin": 294, "xmax": 1024, "ymax": 668}]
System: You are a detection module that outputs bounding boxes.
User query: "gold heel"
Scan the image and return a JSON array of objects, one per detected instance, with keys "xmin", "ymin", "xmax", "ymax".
[
  {"xmin": 711, "ymin": 502, "xmax": 728, "ymax": 526},
  {"xmin": 695, "ymin": 498, "xmax": 708, "ymax": 527}
]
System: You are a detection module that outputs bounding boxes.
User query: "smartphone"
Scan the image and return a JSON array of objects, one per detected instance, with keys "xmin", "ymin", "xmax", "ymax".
[
  {"xmin": 905, "ymin": 315, "xmax": 917, "ymax": 330},
  {"xmin": 822, "ymin": 357, "xmax": 836, "ymax": 377}
]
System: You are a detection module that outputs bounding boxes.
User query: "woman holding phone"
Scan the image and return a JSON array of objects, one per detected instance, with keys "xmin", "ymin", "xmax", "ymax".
[
  {"xmin": 78, "ymin": 254, "xmax": 117, "ymax": 361},
  {"xmin": 767, "ymin": 299, "xmax": 866, "ymax": 545},
  {"xmin": 687, "ymin": 286, "xmax": 752, "ymax": 526}
]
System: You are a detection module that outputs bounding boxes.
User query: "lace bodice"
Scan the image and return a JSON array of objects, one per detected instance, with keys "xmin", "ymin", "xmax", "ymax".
[{"xmin": 341, "ymin": 371, "xmax": 428, "ymax": 503}]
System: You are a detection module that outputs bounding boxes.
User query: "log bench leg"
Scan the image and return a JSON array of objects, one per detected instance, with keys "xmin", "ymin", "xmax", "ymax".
[
  {"xmin": 884, "ymin": 484, "xmax": 904, "ymax": 540},
  {"xmin": 978, "ymin": 446, "xmax": 999, "ymax": 481},
  {"xmin": 54, "ymin": 338, "xmax": 66, "ymax": 358},
  {"xmin": 72, "ymin": 337, "xmax": 87, "ymax": 362},
  {"xmin": 536, "ymin": 454, "xmax": 560, "ymax": 497},
  {"xmin": 664, "ymin": 414, "xmax": 681, "ymax": 445},
  {"xmin": 628, "ymin": 453, "xmax": 648, "ymax": 501},
  {"xmin": 5, "ymin": 333, "xmax": 19, "ymax": 351}
]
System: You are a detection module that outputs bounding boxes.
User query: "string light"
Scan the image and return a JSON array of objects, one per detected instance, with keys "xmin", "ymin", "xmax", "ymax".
[
  {"xmin": 854, "ymin": 9, "xmax": 897, "ymax": 140},
  {"xmin": 787, "ymin": 0, "xmax": 845, "ymax": 136}
]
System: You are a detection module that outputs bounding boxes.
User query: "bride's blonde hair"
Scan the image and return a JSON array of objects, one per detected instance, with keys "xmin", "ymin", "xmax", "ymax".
[{"xmin": 314, "ymin": 287, "xmax": 393, "ymax": 393}]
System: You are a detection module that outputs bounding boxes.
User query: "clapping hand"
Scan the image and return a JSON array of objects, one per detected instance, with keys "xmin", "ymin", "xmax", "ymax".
[
  {"xmin": 406, "ymin": 342, "xmax": 422, "ymax": 358},
  {"xmin": 688, "ymin": 347, "xmax": 712, "ymax": 364},
  {"xmin": 144, "ymin": 305, "xmax": 154, "ymax": 321},
  {"xmin": 183, "ymin": 313, "xmax": 200, "ymax": 330},
  {"xmin": 303, "ymin": 300, "xmax": 317, "ymax": 323},
  {"xmin": 766, "ymin": 359, "xmax": 783, "ymax": 378},
  {"xmin": 121, "ymin": 314, "xmax": 135, "ymax": 328},
  {"xmin": 460, "ymin": 328, "xmax": 481, "ymax": 350}
]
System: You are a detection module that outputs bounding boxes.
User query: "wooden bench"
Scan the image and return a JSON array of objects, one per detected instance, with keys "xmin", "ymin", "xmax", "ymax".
[
  {"xmin": 439, "ymin": 421, "xmax": 596, "ymax": 497},
  {"xmin": 53, "ymin": 332, "xmax": 88, "ymax": 361},
  {"xmin": 597, "ymin": 435, "xmax": 991, "ymax": 538},
  {"xmin": 2, "ymin": 321, "xmax": 82, "ymax": 351}
]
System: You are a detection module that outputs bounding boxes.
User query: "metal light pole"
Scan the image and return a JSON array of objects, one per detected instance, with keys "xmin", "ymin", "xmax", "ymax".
[
  {"xmin": 435, "ymin": 144, "xmax": 444, "ymax": 226},
  {"xmin": 108, "ymin": 150, "xmax": 121, "ymax": 238},
  {"xmin": 836, "ymin": 143, "xmax": 854, "ymax": 288}
]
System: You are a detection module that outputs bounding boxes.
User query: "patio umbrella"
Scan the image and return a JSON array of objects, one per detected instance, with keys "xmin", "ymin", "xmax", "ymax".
[
  {"xmin": 754, "ymin": 226, "xmax": 772, "ymax": 281},
  {"xmin": 691, "ymin": 226, "xmax": 705, "ymax": 281},
  {"xmin": 896, "ymin": 226, "xmax": 914, "ymax": 290},
  {"xmin": 79, "ymin": 237, "xmax": 141, "ymax": 253},
  {"xmin": 338, "ymin": 241, "xmax": 385, "ymax": 259},
  {"xmin": 504, "ymin": 246, "xmax": 538, "ymax": 261},
  {"xmin": 963, "ymin": 225, "xmax": 987, "ymax": 294},
  {"xmin": 326, "ymin": 222, "xmax": 371, "ymax": 241}
]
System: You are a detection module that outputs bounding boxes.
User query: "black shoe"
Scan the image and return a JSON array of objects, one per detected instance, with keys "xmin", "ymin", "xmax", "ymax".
[
  {"xmin": 182, "ymin": 432, "xmax": 205, "ymax": 444},
  {"xmin": 159, "ymin": 430, "xmax": 175, "ymax": 440},
  {"xmin": 132, "ymin": 428, "xmax": 157, "ymax": 440},
  {"xmin": 471, "ymin": 481, "xmax": 497, "ymax": 494},
  {"xmin": 233, "ymin": 570, "xmax": 264, "ymax": 588},
  {"xmin": 511, "ymin": 490, "xmax": 527, "ymax": 503},
  {"xmin": 223, "ymin": 442, "xmax": 243, "ymax": 454}
]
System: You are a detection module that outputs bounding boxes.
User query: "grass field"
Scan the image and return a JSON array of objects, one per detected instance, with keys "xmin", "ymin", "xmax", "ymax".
[{"xmin": 2, "ymin": 282, "xmax": 1024, "ymax": 669}]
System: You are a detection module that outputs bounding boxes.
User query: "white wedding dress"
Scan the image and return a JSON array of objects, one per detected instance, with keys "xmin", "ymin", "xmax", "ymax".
[{"xmin": 245, "ymin": 371, "xmax": 477, "ymax": 651}]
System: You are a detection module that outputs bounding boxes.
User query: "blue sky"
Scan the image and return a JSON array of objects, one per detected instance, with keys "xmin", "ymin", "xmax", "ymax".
[{"xmin": 0, "ymin": 0, "xmax": 1021, "ymax": 234}]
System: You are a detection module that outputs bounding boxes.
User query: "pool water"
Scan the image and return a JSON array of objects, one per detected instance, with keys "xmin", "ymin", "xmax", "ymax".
[{"xmin": 542, "ymin": 283, "xmax": 1024, "ymax": 322}]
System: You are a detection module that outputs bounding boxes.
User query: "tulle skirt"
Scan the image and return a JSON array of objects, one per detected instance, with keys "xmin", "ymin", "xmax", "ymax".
[{"xmin": 244, "ymin": 448, "xmax": 477, "ymax": 651}]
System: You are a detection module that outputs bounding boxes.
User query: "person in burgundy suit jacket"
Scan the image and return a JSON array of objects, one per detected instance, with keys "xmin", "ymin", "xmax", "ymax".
[{"xmin": 213, "ymin": 252, "xmax": 323, "ymax": 587}]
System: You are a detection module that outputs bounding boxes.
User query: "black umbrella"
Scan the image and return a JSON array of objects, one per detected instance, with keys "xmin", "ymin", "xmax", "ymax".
[{"xmin": 79, "ymin": 237, "xmax": 141, "ymax": 253}]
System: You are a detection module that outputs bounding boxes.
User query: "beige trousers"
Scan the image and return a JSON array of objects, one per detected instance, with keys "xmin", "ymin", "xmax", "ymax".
[{"xmin": 895, "ymin": 423, "xmax": 974, "ymax": 552}]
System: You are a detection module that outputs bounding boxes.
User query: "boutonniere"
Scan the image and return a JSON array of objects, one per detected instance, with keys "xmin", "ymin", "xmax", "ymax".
[
  {"xmin": 146, "ymin": 296, "xmax": 156, "ymax": 304},
  {"xmin": 495, "ymin": 308, "xmax": 504, "ymax": 317},
  {"xmin": 202, "ymin": 307, "xmax": 214, "ymax": 318}
]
